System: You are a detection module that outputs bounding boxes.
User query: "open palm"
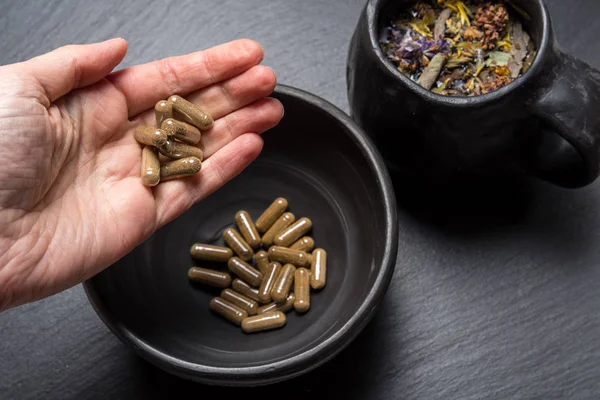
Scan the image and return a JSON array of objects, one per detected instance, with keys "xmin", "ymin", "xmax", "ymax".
[{"xmin": 0, "ymin": 38, "xmax": 283, "ymax": 311}]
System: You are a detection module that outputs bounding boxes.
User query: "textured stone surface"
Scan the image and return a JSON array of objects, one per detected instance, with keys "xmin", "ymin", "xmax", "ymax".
[{"xmin": 1, "ymin": 0, "xmax": 600, "ymax": 399}]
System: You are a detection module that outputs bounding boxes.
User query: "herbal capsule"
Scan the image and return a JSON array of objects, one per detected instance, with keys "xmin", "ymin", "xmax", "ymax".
[
  {"xmin": 290, "ymin": 236, "xmax": 315, "ymax": 253},
  {"xmin": 258, "ymin": 262, "xmax": 282, "ymax": 304},
  {"xmin": 141, "ymin": 145, "xmax": 160, "ymax": 187},
  {"xmin": 274, "ymin": 217, "xmax": 313, "ymax": 247},
  {"xmin": 268, "ymin": 246, "xmax": 311, "ymax": 268},
  {"xmin": 262, "ymin": 212, "xmax": 295, "ymax": 248},
  {"xmin": 232, "ymin": 279, "xmax": 261, "ymax": 303},
  {"xmin": 160, "ymin": 157, "xmax": 202, "ymax": 181},
  {"xmin": 255, "ymin": 197, "xmax": 288, "ymax": 233},
  {"xmin": 161, "ymin": 118, "xmax": 201, "ymax": 145},
  {"xmin": 241, "ymin": 311, "xmax": 286, "ymax": 333},
  {"xmin": 190, "ymin": 243, "xmax": 232, "ymax": 262},
  {"xmin": 227, "ymin": 257, "xmax": 262, "ymax": 287},
  {"xmin": 158, "ymin": 139, "xmax": 204, "ymax": 160},
  {"xmin": 234, "ymin": 211, "xmax": 261, "ymax": 249},
  {"xmin": 254, "ymin": 250, "xmax": 270, "ymax": 274},
  {"xmin": 168, "ymin": 95, "xmax": 214, "ymax": 130},
  {"xmin": 209, "ymin": 297, "xmax": 247, "ymax": 326},
  {"xmin": 270, "ymin": 263, "xmax": 296, "ymax": 303},
  {"xmin": 223, "ymin": 228, "xmax": 254, "ymax": 261},
  {"xmin": 258, "ymin": 293, "xmax": 295, "ymax": 314},
  {"xmin": 294, "ymin": 268, "xmax": 310, "ymax": 313},
  {"xmin": 134, "ymin": 126, "xmax": 168, "ymax": 147},
  {"xmin": 188, "ymin": 267, "xmax": 232, "ymax": 288},
  {"xmin": 221, "ymin": 288, "xmax": 258, "ymax": 316},
  {"xmin": 310, "ymin": 248, "xmax": 327, "ymax": 290},
  {"xmin": 155, "ymin": 100, "xmax": 173, "ymax": 127}
]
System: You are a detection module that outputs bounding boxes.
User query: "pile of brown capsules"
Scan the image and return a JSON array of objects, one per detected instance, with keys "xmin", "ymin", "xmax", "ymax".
[
  {"xmin": 188, "ymin": 197, "xmax": 328, "ymax": 334},
  {"xmin": 136, "ymin": 95, "xmax": 214, "ymax": 187}
]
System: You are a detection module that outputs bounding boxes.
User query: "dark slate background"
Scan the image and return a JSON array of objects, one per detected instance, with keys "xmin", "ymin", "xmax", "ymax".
[{"xmin": 1, "ymin": 0, "xmax": 599, "ymax": 399}]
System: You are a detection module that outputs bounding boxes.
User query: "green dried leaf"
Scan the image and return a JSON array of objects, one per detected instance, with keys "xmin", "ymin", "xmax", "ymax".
[{"xmin": 484, "ymin": 51, "xmax": 511, "ymax": 67}]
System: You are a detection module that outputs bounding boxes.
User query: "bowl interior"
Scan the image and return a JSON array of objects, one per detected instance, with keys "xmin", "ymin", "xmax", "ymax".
[{"xmin": 85, "ymin": 86, "xmax": 394, "ymax": 380}]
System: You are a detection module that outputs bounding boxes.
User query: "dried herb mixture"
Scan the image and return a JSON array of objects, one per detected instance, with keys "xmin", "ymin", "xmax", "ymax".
[{"xmin": 380, "ymin": 0, "xmax": 537, "ymax": 96}]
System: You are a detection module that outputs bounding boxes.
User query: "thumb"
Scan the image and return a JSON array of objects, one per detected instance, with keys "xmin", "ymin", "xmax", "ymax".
[{"xmin": 19, "ymin": 38, "xmax": 128, "ymax": 103}]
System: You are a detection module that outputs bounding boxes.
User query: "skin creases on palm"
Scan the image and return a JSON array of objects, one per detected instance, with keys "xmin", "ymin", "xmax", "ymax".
[
  {"xmin": 0, "ymin": 94, "xmax": 54, "ymax": 213},
  {"xmin": 0, "ymin": 81, "xmax": 152, "ymax": 305},
  {"xmin": 0, "ymin": 38, "xmax": 284, "ymax": 311}
]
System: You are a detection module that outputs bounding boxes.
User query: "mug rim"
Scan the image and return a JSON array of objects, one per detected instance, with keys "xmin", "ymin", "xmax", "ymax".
[{"xmin": 366, "ymin": 0, "xmax": 551, "ymax": 106}]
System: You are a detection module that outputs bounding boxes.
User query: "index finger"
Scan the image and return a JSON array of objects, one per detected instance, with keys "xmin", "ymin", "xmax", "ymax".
[{"xmin": 107, "ymin": 39, "xmax": 264, "ymax": 118}]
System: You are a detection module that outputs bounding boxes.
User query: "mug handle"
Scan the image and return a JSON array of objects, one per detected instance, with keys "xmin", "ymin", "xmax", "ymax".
[{"xmin": 524, "ymin": 49, "xmax": 600, "ymax": 188}]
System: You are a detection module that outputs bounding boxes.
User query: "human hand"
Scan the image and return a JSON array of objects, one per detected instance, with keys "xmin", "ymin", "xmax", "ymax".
[{"xmin": 0, "ymin": 38, "xmax": 283, "ymax": 311}]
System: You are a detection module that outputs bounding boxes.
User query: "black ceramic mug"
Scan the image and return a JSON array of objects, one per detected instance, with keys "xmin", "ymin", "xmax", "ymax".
[{"xmin": 347, "ymin": 0, "xmax": 600, "ymax": 188}]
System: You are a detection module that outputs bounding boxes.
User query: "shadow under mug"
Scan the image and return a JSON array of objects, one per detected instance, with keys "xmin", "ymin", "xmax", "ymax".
[{"xmin": 347, "ymin": 0, "xmax": 600, "ymax": 188}]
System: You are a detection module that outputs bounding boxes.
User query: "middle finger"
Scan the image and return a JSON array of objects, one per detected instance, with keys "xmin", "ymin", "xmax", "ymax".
[{"xmin": 133, "ymin": 64, "xmax": 277, "ymax": 127}]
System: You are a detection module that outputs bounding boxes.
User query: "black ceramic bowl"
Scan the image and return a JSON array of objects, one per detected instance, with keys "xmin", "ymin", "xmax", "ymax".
[{"xmin": 83, "ymin": 85, "xmax": 398, "ymax": 386}]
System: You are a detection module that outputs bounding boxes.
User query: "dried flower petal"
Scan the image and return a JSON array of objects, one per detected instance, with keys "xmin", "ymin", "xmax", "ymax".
[{"xmin": 380, "ymin": 0, "xmax": 535, "ymax": 96}]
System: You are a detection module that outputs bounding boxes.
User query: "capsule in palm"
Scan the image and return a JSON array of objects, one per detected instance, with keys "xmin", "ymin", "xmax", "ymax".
[
  {"xmin": 141, "ymin": 146, "xmax": 160, "ymax": 187},
  {"xmin": 161, "ymin": 118, "xmax": 201, "ymax": 145},
  {"xmin": 158, "ymin": 139, "xmax": 204, "ymax": 160},
  {"xmin": 155, "ymin": 100, "xmax": 173, "ymax": 127},
  {"xmin": 168, "ymin": 95, "xmax": 214, "ymax": 130},
  {"xmin": 134, "ymin": 126, "xmax": 168, "ymax": 147},
  {"xmin": 160, "ymin": 157, "xmax": 202, "ymax": 181}
]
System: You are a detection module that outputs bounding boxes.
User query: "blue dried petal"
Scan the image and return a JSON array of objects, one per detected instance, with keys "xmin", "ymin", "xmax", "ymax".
[{"xmin": 417, "ymin": 37, "xmax": 434, "ymax": 48}]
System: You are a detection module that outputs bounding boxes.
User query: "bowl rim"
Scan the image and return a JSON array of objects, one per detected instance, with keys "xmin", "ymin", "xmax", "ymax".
[{"xmin": 83, "ymin": 83, "xmax": 399, "ymax": 386}]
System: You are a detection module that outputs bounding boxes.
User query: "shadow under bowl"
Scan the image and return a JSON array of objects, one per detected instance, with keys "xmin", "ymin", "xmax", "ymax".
[{"xmin": 83, "ymin": 84, "xmax": 398, "ymax": 386}]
